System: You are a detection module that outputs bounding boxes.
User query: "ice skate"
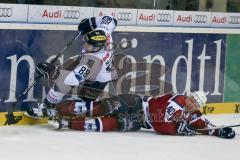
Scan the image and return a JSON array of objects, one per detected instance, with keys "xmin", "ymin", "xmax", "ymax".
[
  {"xmin": 23, "ymin": 103, "xmax": 56, "ymax": 119},
  {"xmin": 48, "ymin": 117, "xmax": 69, "ymax": 130}
]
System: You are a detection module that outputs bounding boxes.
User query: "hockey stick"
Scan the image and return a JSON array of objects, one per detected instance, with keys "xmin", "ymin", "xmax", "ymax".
[
  {"xmin": 21, "ymin": 32, "xmax": 82, "ymax": 100},
  {"xmin": 50, "ymin": 32, "xmax": 82, "ymax": 64},
  {"xmin": 196, "ymin": 124, "xmax": 240, "ymax": 131}
]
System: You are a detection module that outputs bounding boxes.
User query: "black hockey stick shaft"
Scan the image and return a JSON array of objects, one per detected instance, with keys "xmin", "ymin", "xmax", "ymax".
[
  {"xmin": 196, "ymin": 124, "xmax": 240, "ymax": 131},
  {"xmin": 50, "ymin": 32, "xmax": 82, "ymax": 64},
  {"xmin": 17, "ymin": 32, "xmax": 82, "ymax": 100}
]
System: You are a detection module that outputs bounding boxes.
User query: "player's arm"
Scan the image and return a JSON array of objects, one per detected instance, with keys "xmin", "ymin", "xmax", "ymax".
[
  {"xmin": 189, "ymin": 110, "xmax": 235, "ymax": 139},
  {"xmin": 164, "ymin": 104, "xmax": 196, "ymax": 136},
  {"xmin": 64, "ymin": 55, "xmax": 102, "ymax": 86},
  {"xmin": 78, "ymin": 15, "xmax": 117, "ymax": 34},
  {"xmin": 165, "ymin": 109, "xmax": 196, "ymax": 136},
  {"xmin": 35, "ymin": 62, "xmax": 60, "ymax": 80}
]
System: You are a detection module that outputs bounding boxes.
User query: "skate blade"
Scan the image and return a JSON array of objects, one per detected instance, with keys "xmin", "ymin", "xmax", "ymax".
[
  {"xmin": 23, "ymin": 112, "xmax": 42, "ymax": 120},
  {"xmin": 48, "ymin": 120, "xmax": 61, "ymax": 130}
]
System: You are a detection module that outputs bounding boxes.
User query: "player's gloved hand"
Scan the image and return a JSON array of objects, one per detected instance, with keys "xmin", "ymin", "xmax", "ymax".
[
  {"xmin": 217, "ymin": 127, "xmax": 235, "ymax": 139},
  {"xmin": 36, "ymin": 62, "xmax": 60, "ymax": 79},
  {"xmin": 177, "ymin": 121, "xmax": 196, "ymax": 136},
  {"xmin": 78, "ymin": 17, "xmax": 96, "ymax": 35},
  {"xmin": 118, "ymin": 114, "xmax": 141, "ymax": 132}
]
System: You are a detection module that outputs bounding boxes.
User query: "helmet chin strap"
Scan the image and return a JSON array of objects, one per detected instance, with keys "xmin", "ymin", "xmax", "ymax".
[{"xmin": 83, "ymin": 45, "xmax": 105, "ymax": 54}]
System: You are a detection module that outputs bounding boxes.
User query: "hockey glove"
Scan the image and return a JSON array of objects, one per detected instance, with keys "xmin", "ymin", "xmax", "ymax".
[
  {"xmin": 177, "ymin": 121, "xmax": 196, "ymax": 136},
  {"xmin": 217, "ymin": 127, "xmax": 235, "ymax": 139},
  {"xmin": 78, "ymin": 17, "xmax": 97, "ymax": 35},
  {"xmin": 118, "ymin": 114, "xmax": 141, "ymax": 132},
  {"xmin": 36, "ymin": 62, "xmax": 60, "ymax": 79}
]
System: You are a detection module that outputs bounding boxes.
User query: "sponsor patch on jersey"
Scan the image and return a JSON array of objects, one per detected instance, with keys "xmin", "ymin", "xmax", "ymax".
[
  {"xmin": 74, "ymin": 71, "xmax": 84, "ymax": 82},
  {"xmin": 91, "ymin": 35, "xmax": 106, "ymax": 41},
  {"xmin": 101, "ymin": 16, "xmax": 113, "ymax": 25},
  {"xmin": 87, "ymin": 59, "xmax": 95, "ymax": 68}
]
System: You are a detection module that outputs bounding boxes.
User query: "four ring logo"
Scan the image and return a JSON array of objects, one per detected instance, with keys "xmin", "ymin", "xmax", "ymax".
[
  {"xmin": 0, "ymin": 8, "xmax": 12, "ymax": 17},
  {"xmin": 194, "ymin": 15, "xmax": 208, "ymax": 23},
  {"xmin": 157, "ymin": 13, "xmax": 171, "ymax": 22},
  {"xmin": 228, "ymin": 16, "xmax": 240, "ymax": 24},
  {"xmin": 63, "ymin": 10, "xmax": 80, "ymax": 19},
  {"xmin": 117, "ymin": 12, "xmax": 132, "ymax": 21}
]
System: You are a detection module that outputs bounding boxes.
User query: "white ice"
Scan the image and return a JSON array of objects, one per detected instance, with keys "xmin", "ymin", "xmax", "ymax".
[{"xmin": 0, "ymin": 114, "xmax": 240, "ymax": 160}]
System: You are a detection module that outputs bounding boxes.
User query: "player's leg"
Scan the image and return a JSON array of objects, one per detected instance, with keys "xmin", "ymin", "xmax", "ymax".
[
  {"xmin": 107, "ymin": 94, "xmax": 143, "ymax": 131},
  {"xmin": 106, "ymin": 94, "xmax": 143, "ymax": 116},
  {"xmin": 24, "ymin": 69, "xmax": 76, "ymax": 119},
  {"xmin": 49, "ymin": 114, "xmax": 142, "ymax": 132},
  {"xmin": 55, "ymin": 99, "xmax": 112, "ymax": 119},
  {"xmin": 55, "ymin": 94, "xmax": 143, "ymax": 119},
  {"xmin": 49, "ymin": 116, "xmax": 119, "ymax": 131},
  {"xmin": 49, "ymin": 94, "xmax": 143, "ymax": 131},
  {"xmin": 24, "ymin": 87, "xmax": 65, "ymax": 119}
]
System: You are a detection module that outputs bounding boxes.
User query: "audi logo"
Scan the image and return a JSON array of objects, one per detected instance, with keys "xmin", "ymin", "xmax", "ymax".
[
  {"xmin": 228, "ymin": 16, "xmax": 240, "ymax": 24},
  {"xmin": 117, "ymin": 12, "xmax": 132, "ymax": 21},
  {"xmin": 194, "ymin": 15, "xmax": 208, "ymax": 23},
  {"xmin": 63, "ymin": 10, "xmax": 80, "ymax": 19},
  {"xmin": 157, "ymin": 13, "xmax": 171, "ymax": 22},
  {"xmin": 0, "ymin": 8, "xmax": 12, "ymax": 17}
]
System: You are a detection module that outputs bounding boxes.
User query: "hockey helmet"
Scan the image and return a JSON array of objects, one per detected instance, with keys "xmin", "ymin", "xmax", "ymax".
[
  {"xmin": 85, "ymin": 30, "xmax": 107, "ymax": 48},
  {"xmin": 190, "ymin": 91, "xmax": 207, "ymax": 108}
]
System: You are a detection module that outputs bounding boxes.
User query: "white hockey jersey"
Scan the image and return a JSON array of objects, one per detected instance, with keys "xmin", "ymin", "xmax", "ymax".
[{"xmin": 64, "ymin": 15, "xmax": 117, "ymax": 86}]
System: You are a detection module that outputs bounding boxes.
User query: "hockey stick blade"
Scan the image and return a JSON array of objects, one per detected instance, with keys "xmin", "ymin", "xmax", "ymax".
[{"xmin": 197, "ymin": 124, "xmax": 240, "ymax": 131}]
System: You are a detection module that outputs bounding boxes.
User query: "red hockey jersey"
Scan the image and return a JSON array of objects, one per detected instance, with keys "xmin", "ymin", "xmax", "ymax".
[{"xmin": 146, "ymin": 94, "xmax": 217, "ymax": 136}]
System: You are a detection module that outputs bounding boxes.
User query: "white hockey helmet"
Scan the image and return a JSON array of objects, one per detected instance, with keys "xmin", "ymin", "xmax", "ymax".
[{"xmin": 190, "ymin": 91, "xmax": 207, "ymax": 107}]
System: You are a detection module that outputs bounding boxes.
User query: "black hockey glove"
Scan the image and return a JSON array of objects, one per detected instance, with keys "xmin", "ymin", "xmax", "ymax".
[
  {"xmin": 36, "ymin": 62, "xmax": 60, "ymax": 79},
  {"xmin": 78, "ymin": 17, "xmax": 97, "ymax": 35},
  {"xmin": 217, "ymin": 127, "xmax": 235, "ymax": 139},
  {"xmin": 177, "ymin": 121, "xmax": 196, "ymax": 136},
  {"xmin": 118, "ymin": 114, "xmax": 141, "ymax": 132}
]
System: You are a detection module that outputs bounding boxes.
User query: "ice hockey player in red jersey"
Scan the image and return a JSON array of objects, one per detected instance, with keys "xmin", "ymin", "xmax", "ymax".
[
  {"xmin": 49, "ymin": 92, "xmax": 235, "ymax": 139},
  {"xmin": 142, "ymin": 91, "xmax": 235, "ymax": 138}
]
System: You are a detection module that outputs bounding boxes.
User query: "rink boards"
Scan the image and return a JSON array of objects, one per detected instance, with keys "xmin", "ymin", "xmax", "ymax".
[
  {"xmin": 0, "ymin": 24, "xmax": 240, "ymax": 126},
  {"xmin": 0, "ymin": 102, "xmax": 239, "ymax": 126},
  {"xmin": 0, "ymin": 112, "xmax": 47, "ymax": 126}
]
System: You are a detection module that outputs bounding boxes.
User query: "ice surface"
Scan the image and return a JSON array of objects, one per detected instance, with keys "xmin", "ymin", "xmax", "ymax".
[{"xmin": 0, "ymin": 114, "xmax": 239, "ymax": 160}]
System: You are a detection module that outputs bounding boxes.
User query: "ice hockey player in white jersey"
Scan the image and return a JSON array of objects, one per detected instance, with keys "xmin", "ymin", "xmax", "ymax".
[{"xmin": 24, "ymin": 15, "xmax": 118, "ymax": 119}]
